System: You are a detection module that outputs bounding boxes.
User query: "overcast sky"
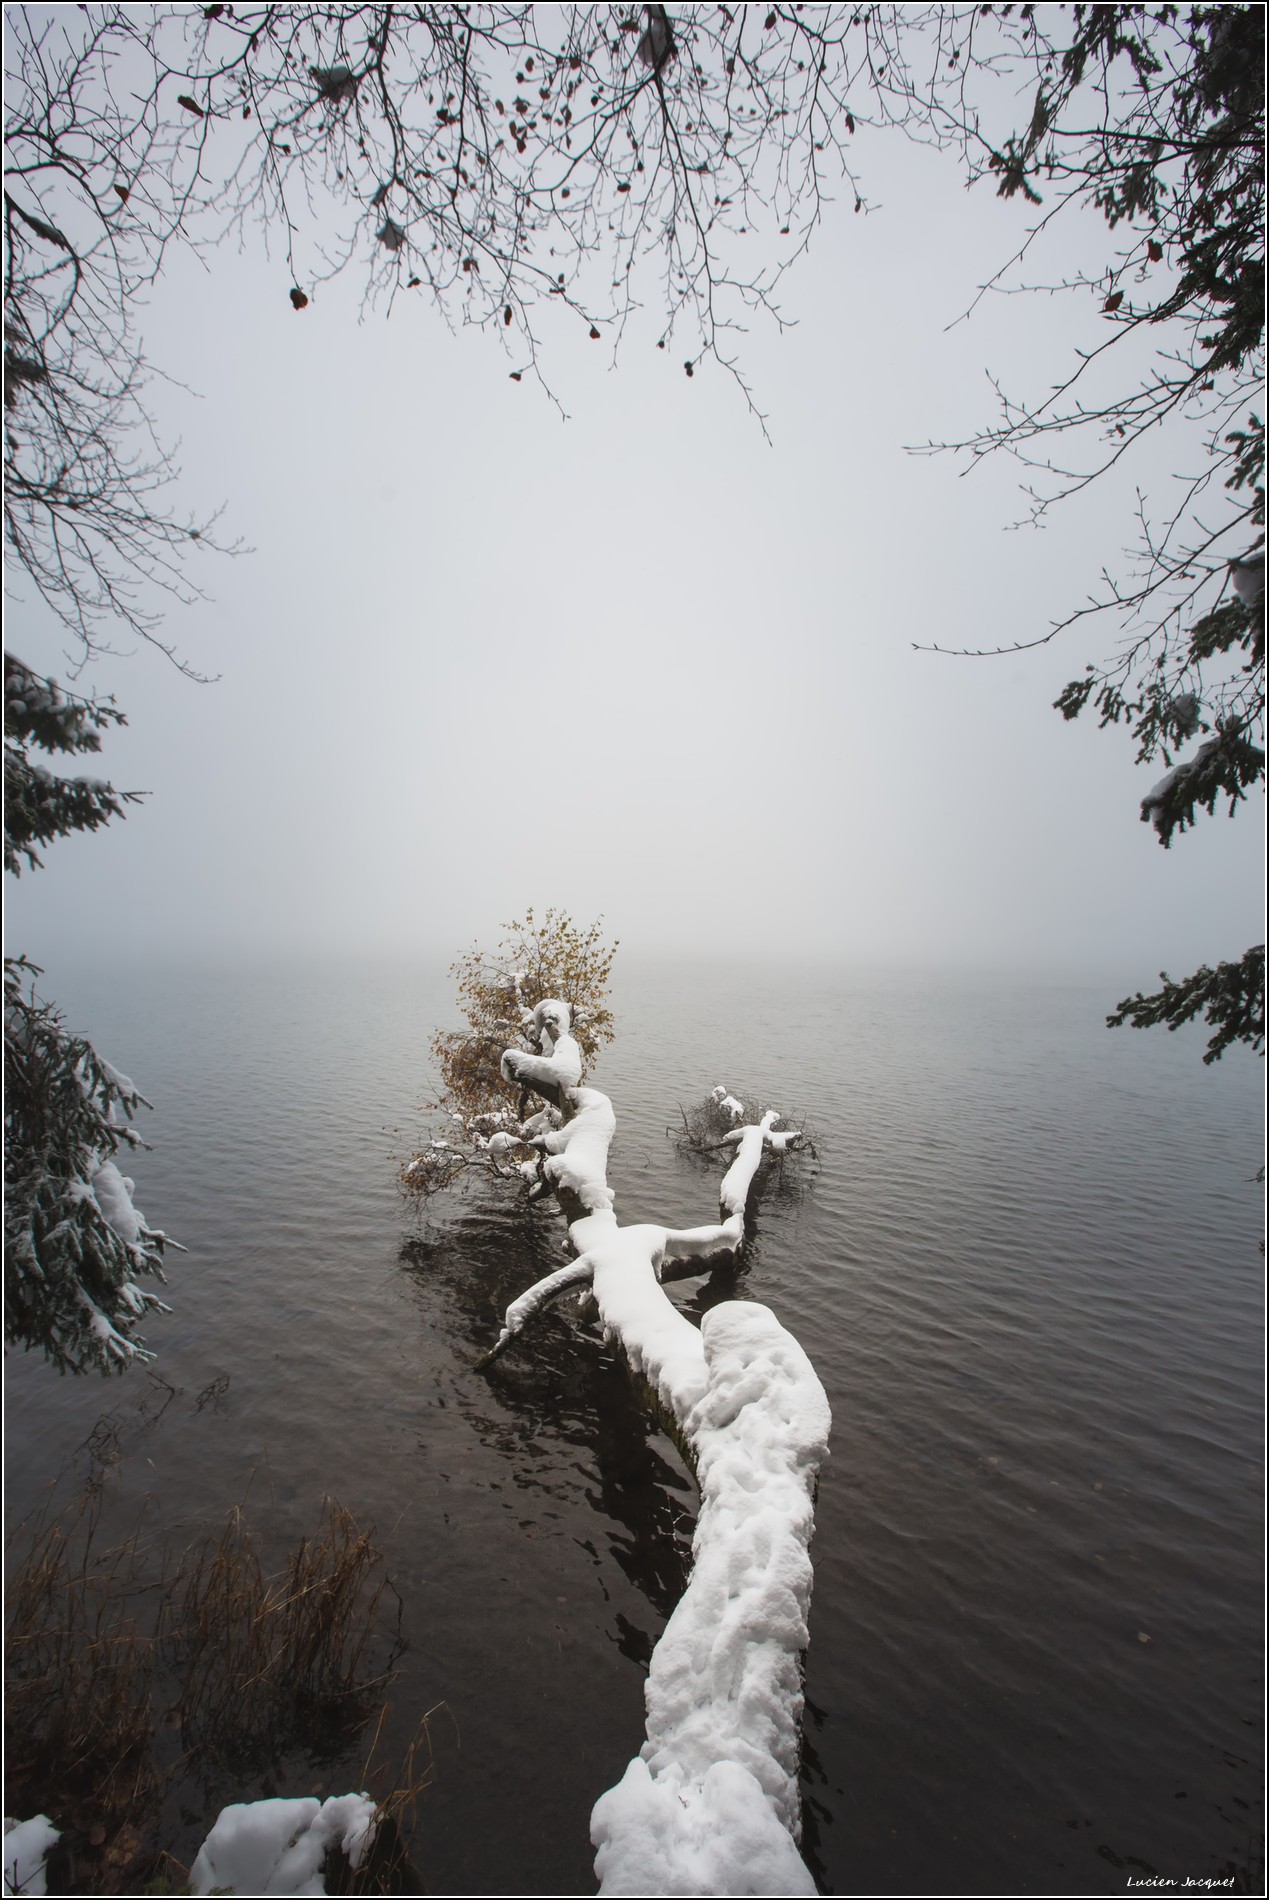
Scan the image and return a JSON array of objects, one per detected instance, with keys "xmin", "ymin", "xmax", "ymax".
[{"xmin": 6, "ymin": 119, "xmax": 1263, "ymax": 981}]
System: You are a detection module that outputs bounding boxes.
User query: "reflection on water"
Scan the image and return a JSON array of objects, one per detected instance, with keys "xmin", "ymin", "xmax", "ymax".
[
  {"xmin": 4, "ymin": 955, "xmax": 1264, "ymax": 1896},
  {"xmin": 798, "ymin": 1696, "xmax": 833, "ymax": 1894},
  {"xmin": 399, "ymin": 1204, "xmax": 698, "ymax": 1629}
]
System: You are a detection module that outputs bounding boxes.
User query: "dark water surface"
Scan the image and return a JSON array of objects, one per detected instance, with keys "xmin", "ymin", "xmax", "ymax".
[{"xmin": 5, "ymin": 956, "xmax": 1263, "ymax": 1896}]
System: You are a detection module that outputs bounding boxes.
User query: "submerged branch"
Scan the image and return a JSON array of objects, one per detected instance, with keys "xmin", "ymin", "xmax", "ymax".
[{"xmin": 476, "ymin": 1254, "xmax": 597, "ymax": 1368}]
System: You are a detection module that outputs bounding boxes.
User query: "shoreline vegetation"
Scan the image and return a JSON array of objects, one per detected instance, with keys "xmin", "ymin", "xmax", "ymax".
[
  {"xmin": 8, "ymin": 919, "xmax": 834, "ymax": 1897},
  {"xmin": 4, "ymin": 1484, "xmax": 433, "ymax": 1896}
]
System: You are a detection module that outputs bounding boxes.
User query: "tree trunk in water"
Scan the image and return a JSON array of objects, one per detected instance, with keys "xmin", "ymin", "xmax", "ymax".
[{"xmin": 487, "ymin": 1008, "xmax": 830, "ymax": 1897}]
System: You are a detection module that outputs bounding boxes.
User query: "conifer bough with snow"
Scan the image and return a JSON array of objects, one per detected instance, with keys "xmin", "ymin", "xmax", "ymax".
[
  {"xmin": 4, "ymin": 955, "xmax": 179, "ymax": 1373},
  {"xmin": 4, "ymin": 657, "xmax": 179, "ymax": 1373}
]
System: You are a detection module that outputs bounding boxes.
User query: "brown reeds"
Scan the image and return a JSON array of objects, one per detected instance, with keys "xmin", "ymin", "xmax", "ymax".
[
  {"xmin": 166, "ymin": 1499, "xmax": 402, "ymax": 1770},
  {"xmin": 336, "ymin": 1707, "xmax": 450, "ymax": 1897},
  {"xmin": 5, "ymin": 1488, "xmax": 425, "ymax": 1896},
  {"xmin": 5, "ymin": 1494, "xmax": 164, "ymax": 1883}
]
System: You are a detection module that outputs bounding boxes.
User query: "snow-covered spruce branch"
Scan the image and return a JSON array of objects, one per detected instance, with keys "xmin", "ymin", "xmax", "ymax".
[
  {"xmin": 4, "ymin": 959, "xmax": 181, "ymax": 1372},
  {"xmin": 483, "ymin": 1002, "xmax": 830, "ymax": 1898}
]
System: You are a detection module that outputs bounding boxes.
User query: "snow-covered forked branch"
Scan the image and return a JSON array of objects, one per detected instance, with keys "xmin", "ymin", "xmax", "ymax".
[{"xmin": 485, "ymin": 1003, "xmax": 830, "ymax": 1897}]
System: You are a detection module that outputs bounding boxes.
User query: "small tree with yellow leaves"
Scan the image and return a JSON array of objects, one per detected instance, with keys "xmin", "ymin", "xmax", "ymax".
[{"xmin": 404, "ymin": 912, "xmax": 617, "ymax": 1201}]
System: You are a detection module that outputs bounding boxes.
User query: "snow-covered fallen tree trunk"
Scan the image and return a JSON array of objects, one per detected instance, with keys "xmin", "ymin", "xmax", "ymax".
[{"xmin": 486, "ymin": 1003, "xmax": 831, "ymax": 1898}]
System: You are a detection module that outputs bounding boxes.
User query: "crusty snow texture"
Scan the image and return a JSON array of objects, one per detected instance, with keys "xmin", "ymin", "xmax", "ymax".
[
  {"xmin": 189, "ymin": 1793, "xmax": 377, "ymax": 1897},
  {"xmin": 492, "ymin": 1004, "xmax": 831, "ymax": 1897},
  {"xmin": 590, "ymin": 1302, "xmax": 828, "ymax": 1898}
]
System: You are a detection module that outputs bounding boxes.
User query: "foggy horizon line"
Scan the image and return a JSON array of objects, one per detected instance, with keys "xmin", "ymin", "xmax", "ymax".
[{"xmin": 8, "ymin": 938, "xmax": 1231, "ymax": 991}]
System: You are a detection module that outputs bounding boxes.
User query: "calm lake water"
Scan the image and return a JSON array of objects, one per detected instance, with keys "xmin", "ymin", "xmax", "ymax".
[{"xmin": 4, "ymin": 955, "xmax": 1264, "ymax": 1897}]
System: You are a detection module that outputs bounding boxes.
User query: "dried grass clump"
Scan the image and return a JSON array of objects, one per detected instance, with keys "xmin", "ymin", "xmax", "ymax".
[
  {"xmin": 166, "ymin": 1499, "xmax": 402, "ymax": 1770},
  {"xmin": 5, "ymin": 1496, "xmax": 164, "ymax": 1884},
  {"xmin": 5, "ymin": 1489, "xmax": 425, "ymax": 1896},
  {"xmin": 341, "ymin": 1707, "xmax": 452, "ymax": 1896}
]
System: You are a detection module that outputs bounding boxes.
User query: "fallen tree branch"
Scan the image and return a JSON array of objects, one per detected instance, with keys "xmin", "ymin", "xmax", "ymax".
[
  {"xmin": 483, "ymin": 1007, "xmax": 830, "ymax": 1896},
  {"xmin": 475, "ymin": 1256, "xmax": 597, "ymax": 1369}
]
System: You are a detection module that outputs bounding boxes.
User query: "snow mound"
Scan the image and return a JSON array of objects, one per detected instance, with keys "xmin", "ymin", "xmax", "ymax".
[
  {"xmin": 592, "ymin": 1756, "xmax": 814, "ymax": 1897},
  {"xmin": 3, "ymin": 1817, "xmax": 59, "ymax": 1898},
  {"xmin": 189, "ymin": 1793, "xmax": 377, "ymax": 1897}
]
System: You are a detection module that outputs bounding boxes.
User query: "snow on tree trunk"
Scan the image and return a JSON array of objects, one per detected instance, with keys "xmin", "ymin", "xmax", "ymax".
[{"xmin": 489, "ymin": 1003, "xmax": 830, "ymax": 1898}]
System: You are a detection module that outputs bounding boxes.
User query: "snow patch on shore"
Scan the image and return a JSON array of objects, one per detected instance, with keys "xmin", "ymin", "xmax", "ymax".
[
  {"xmin": 4, "ymin": 1817, "xmax": 59, "ymax": 1898},
  {"xmin": 189, "ymin": 1793, "xmax": 377, "ymax": 1897}
]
